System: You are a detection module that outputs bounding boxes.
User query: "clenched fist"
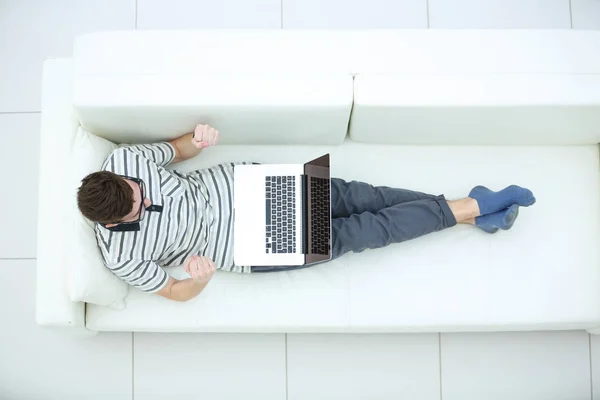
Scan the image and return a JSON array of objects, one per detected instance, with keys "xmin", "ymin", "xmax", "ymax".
[
  {"xmin": 184, "ymin": 255, "xmax": 216, "ymax": 284},
  {"xmin": 192, "ymin": 124, "xmax": 220, "ymax": 149}
]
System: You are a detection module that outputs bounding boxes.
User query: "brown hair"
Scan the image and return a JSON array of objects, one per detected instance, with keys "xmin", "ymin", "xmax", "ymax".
[{"xmin": 77, "ymin": 171, "xmax": 134, "ymax": 224}]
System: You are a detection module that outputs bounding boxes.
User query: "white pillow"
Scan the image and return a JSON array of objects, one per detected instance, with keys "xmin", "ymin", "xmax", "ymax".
[{"xmin": 68, "ymin": 127, "xmax": 128, "ymax": 308}]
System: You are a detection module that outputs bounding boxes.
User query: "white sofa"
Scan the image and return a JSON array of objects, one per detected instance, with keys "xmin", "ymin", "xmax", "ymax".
[{"xmin": 36, "ymin": 30, "xmax": 600, "ymax": 334}]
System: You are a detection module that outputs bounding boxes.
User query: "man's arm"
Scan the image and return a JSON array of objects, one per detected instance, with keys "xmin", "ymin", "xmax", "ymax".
[
  {"xmin": 157, "ymin": 277, "xmax": 209, "ymax": 302},
  {"xmin": 156, "ymin": 255, "xmax": 216, "ymax": 302},
  {"xmin": 169, "ymin": 124, "xmax": 220, "ymax": 164}
]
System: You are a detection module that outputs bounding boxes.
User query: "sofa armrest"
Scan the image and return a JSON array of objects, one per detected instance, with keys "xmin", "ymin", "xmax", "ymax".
[{"xmin": 36, "ymin": 58, "xmax": 86, "ymax": 330}]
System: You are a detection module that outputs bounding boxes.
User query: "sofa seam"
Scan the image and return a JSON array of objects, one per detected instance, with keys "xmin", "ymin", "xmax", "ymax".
[
  {"xmin": 345, "ymin": 75, "xmax": 356, "ymax": 141},
  {"xmin": 590, "ymin": 334, "xmax": 594, "ymax": 400},
  {"xmin": 569, "ymin": 0, "xmax": 573, "ymax": 29},
  {"xmin": 439, "ymin": 333, "xmax": 443, "ymax": 400}
]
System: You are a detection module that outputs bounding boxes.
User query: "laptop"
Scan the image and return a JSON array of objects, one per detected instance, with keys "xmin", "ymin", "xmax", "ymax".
[{"xmin": 233, "ymin": 154, "xmax": 332, "ymax": 267}]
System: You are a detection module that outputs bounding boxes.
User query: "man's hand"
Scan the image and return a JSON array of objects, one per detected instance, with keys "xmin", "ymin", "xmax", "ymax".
[
  {"xmin": 156, "ymin": 255, "xmax": 216, "ymax": 302},
  {"xmin": 184, "ymin": 255, "xmax": 216, "ymax": 284},
  {"xmin": 192, "ymin": 124, "xmax": 220, "ymax": 149},
  {"xmin": 169, "ymin": 124, "xmax": 219, "ymax": 163}
]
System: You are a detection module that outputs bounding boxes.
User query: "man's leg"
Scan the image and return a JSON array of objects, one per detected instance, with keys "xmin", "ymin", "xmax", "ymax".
[
  {"xmin": 331, "ymin": 178, "xmax": 438, "ymax": 218},
  {"xmin": 253, "ymin": 196, "xmax": 481, "ymax": 270},
  {"xmin": 331, "ymin": 196, "xmax": 479, "ymax": 258}
]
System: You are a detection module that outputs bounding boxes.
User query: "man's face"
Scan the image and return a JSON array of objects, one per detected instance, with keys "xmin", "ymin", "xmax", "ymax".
[{"xmin": 105, "ymin": 179, "xmax": 151, "ymax": 227}]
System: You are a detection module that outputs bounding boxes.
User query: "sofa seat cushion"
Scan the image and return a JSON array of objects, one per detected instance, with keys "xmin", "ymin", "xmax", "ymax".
[{"xmin": 86, "ymin": 141, "xmax": 600, "ymax": 332}]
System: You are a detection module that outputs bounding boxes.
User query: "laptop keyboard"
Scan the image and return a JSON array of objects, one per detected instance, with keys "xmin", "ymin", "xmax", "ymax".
[
  {"xmin": 265, "ymin": 176, "xmax": 296, "ymax": 254},
  {"xmin": 310, "ymin": 177, "xmax": 331, "ymax": 255}
]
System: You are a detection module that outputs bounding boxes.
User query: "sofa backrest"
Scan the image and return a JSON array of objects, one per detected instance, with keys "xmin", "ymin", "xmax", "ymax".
[
  {"xmin": 73, "ymin": 73, "xmax": 353, "ymax": 145},
  {"xmin": 75, "ymin": 30, "xmax": 600, "ymax": 75},
  {"xmin": 73, "ymin": 30, "xmax": 600, "ymax": 146},
  {"xmin": 73, "ymin": 31, "xmax": 354, "ymax": 145},
  {"xmin": 350, "ymin": 74, "xmax": 600, "ymax": 145}
]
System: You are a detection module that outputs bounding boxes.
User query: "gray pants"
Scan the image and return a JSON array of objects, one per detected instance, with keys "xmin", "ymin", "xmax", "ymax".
[{"xmin": 252, "ymin": 178, "xmax": 457, "ymax": 272}]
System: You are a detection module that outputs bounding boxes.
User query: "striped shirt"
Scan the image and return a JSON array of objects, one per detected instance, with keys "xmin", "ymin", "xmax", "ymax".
[{"xmin": 95, "ymin": 142, "xmax": 251, "ymax": 293}]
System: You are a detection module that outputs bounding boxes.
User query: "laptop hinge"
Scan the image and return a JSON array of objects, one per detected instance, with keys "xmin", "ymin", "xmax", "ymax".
[{"xmin": 301, "ymin": 174, "xmax": 309, "ymax": 255}]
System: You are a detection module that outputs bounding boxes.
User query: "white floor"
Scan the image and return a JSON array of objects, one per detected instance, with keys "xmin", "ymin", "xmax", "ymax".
[{"xmin": 1, "ymin": 0, "xmax": 600, "ymax": 399}]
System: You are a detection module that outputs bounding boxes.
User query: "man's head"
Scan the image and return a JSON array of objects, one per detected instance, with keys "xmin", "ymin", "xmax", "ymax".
[{"xmin": 77, "ymin": 171, "xmax": 151, "ymax": 226}]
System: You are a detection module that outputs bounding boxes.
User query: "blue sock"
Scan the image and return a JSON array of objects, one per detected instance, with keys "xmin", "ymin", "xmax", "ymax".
[
  {"xmin": 475, "ymin": 204, "xmax": 520, "ymax": 233},
  {"xmin": 469, "ymin": 185, "xmax": 535, "ymax": 215}
]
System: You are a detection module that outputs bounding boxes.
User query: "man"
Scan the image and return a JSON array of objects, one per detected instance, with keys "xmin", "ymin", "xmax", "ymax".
[{"xmin": 77, "ymin": 124, "xmax": 536, "ymax": 302}]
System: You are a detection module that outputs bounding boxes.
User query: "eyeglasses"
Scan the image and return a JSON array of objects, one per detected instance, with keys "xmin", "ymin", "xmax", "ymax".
[{"xmin": 111, "ymin": 175, "xmax": 147, "ymax": 225}]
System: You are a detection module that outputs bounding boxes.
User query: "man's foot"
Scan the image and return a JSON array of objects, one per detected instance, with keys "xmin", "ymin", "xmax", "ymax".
[
  {"xmin": 469, "ymin": 185, "xmax": 535, "ymax": 215},
  {"xmin": 475, "ymin": 204, "xmax": 520, "ymax": 233}
]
